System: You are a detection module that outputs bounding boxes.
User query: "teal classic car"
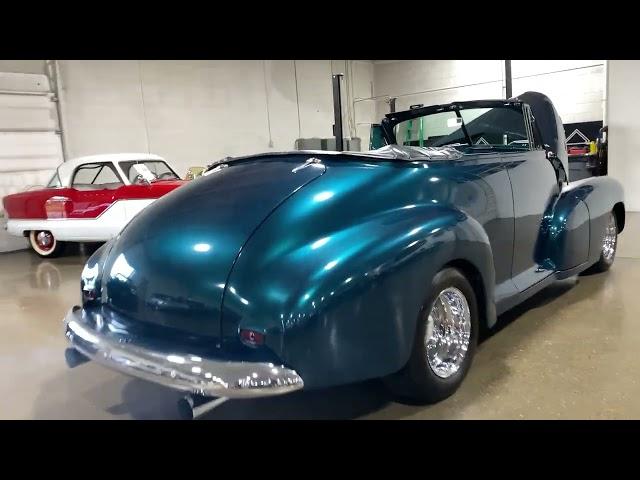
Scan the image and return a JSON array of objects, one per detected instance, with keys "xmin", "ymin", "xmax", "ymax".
[{"xmin": 63, "ymin": 92, "xmax": 624, "ymax": 411}]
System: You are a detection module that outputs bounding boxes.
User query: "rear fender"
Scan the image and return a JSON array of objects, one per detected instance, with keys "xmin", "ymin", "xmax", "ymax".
[
  {"xmin": 224, "ymin": 204, "xmax": 496, "ymax": 389},
  {"xmin": 554, "ymin": 176, "xmax": 624, "ymax": 267}
]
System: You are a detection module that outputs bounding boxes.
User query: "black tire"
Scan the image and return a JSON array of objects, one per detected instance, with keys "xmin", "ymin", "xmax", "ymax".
[
  {"xmin": 384, "ymin": 267, "xmax": 479, "ymax": 404},
  {"xmin": 28, "ymin": 230, "xmax": 67, "ymax": 258},
  {"xmin": 585, "ymin": 211, "xmax": 618, "ymax": 274}
]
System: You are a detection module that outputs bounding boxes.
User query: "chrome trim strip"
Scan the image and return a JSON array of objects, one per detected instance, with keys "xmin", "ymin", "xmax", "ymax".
[{"xmin": 63, "ymin": 306, "xmax": 304, "ymax": 399}]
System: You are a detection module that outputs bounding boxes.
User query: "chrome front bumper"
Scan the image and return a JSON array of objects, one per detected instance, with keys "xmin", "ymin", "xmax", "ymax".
[{"xmin": 63, "ymin": 306, "xmax": 304, "ymax": 398}]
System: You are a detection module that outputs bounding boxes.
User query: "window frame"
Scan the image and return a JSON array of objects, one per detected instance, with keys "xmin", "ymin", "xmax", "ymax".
[
  {"xmin": 522, "ymin": 104, "xmax": 544, "ymax": 151},
  {"xmin": 71, "ymin": 162, "xmax": 125, "ymax": 189},
  {"xmin": 46, "ymin": 170, "xmax": 63, "ymax": 188},
  {"xmin": 382, "ymin": 100, "xmax": 534, "ymax": 153}
]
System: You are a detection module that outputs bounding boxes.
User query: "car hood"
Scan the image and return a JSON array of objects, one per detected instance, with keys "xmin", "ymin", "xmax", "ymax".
[{"xmin": 94, "ymin": 155, "xmax": 326, "ymax": 342}]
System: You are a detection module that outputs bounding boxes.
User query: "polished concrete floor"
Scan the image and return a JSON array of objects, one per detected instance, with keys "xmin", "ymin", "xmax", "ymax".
[{"xmin": 1, "ymin": 214, "xmax": 639, "ymax": 420}]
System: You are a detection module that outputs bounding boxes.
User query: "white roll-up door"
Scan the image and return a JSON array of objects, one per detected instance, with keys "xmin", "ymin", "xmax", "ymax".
[{"xmin": 0, "ymin": 71, "xmax": 64, "ymax": 252}]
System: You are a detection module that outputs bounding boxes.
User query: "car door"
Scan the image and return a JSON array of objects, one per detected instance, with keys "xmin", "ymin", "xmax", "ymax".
[
  {"xmin": 69, "ymin": 162, "xmax": 124, "ymax": 222},
  {"xmin": 504, "ymin": 149, "xmax": 559, "ymax": 291},
  {"xmin": 503, "ymin": 108, "xmax": 561, "ymax": 292}
]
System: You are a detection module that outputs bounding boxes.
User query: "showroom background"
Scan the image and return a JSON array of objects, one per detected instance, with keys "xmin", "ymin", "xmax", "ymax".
[{"xmin": 0, "ymin": 60, "xmax": 638, "ymax": 229}]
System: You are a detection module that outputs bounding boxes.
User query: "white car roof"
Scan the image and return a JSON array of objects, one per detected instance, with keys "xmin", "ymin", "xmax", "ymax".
[{"xmin": 55, "ymin": 153, "xmax": 167, "ymax": 187}]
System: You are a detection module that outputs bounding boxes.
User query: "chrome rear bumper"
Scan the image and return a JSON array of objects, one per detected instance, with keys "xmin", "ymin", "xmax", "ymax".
[{"xmin": 63, "ymin": 306, "xmax": 303, "ymax": 398}]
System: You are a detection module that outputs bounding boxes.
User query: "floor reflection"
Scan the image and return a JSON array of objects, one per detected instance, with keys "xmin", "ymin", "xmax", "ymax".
[{"xmin": 4, "ymin": 214, "xmax": 640, "ymax": 420}]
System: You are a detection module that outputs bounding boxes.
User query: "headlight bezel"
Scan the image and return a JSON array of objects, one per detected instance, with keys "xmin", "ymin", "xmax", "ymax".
[{"xmin": 80, "ymin": 239, "xmax": 114, "ymax": 304}]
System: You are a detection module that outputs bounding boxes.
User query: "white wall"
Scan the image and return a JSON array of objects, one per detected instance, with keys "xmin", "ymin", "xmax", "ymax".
[
  {"xmin": 367, "ymin": 60, "xmax": 605, "ymax": 125},
  {"xmin": 0, "ymin": 69, "xmax": 62, "ymax": 251},
  {"xmin": 371, "ymin": 60, "xmax": 505, "ymax": 120},
  {"xmin": 0, "ymin": 60, "xmax": 46, "ymax": 75},
  {"xmin": 58, "ymin": 60, "xmax": 374, "ymax": 177},
  {"xmin": 511, "ymin": 60, "xmax": 605, "ymax": 124},
  {"xmin": 608, "ymin": 60, "xmax": 640, "ymax": 211},
  {"xmin": 0, "ymin": 72, "xmax": 63, "ymax": 201}
]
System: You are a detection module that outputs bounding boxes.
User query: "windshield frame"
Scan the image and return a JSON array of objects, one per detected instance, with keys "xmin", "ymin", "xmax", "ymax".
[{"xmin": 380, "ymin": 99, "xmax": 528, "ymax": 149}]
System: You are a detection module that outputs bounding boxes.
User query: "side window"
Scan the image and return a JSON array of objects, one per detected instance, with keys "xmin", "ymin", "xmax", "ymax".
[
  {"xmin": 46, "ymin": 172, "xmax": 61, "ymax": 188},
  {"xmin": 462, "ymin": 107, "xmax": 529, "ymax": 148},
  {"xmin": 93, "ymin": 166, "xmax": 121, "ymax": 184},
  {"xmin": 72, "ymin": 163, "xmax": 123, "ymax": 190},
  {"xmin": 119, "ymin": 160, "xmax": 178, "ymax": 183}
]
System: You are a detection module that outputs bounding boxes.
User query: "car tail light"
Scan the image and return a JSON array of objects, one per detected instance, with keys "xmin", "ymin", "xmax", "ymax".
[
  {"xmin": 240, "ymin": 329, "xmax": 265, "ymax": 347},
  {"xmin": 45, "ymin": 196, "xmax": 71, "ymax": 219}
]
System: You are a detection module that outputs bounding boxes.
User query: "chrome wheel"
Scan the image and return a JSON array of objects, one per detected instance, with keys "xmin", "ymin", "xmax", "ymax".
[
  {"xmin": 602, "ymin": 213, "xmax": 617, "ymax": 262},
  {"xmin": 30, "ymin": 230, "xmax": 56, "ymax": 256},
  {"xmin": 425, "ymin": 287, "xmax": 471, "ymax": 379},
  {"xmin": 36, "ymin": 231, "xmax": 54, "ymax": 251},
  {"xmin": 29, "ymin": 230, "xmax": 64, "ymax": 257}
]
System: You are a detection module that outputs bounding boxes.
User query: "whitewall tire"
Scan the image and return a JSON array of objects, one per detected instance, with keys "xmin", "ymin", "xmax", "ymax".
[{"xmin": 28, "ymin": 230, "xmax": 66, "ymax": 258}]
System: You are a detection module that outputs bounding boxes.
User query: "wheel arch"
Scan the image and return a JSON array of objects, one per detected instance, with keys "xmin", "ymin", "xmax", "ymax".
[
  {"xmin": 613, "ymin": 202, "xmax": 625, "ymax": 233},
  {"xmin": 442, "ymin": 258, "xmax": 491, "ymax": 333}
]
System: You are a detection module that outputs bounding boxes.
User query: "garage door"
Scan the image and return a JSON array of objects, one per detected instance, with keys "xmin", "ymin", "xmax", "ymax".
[{"xmin": 0, "ymin": 71, "xmax": 64, "ymax": 252}]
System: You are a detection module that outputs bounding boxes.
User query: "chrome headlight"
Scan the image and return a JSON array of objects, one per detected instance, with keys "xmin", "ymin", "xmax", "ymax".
[
  {"xmin": 81, "ymin": 262, "xmax": 99, "ymax": 294},
  {"xmin": 80, "ymin": 241, "xmax": 113, "ymax": 302}
]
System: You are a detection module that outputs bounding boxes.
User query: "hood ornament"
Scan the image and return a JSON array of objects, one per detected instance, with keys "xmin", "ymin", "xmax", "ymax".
[
  {"xmin": 292, "ymin": 157, "xmax": 323, "ymax": 173},
  {"xmin": 204, "ymin": 163, "xmax": 229, "ymax": 176}
]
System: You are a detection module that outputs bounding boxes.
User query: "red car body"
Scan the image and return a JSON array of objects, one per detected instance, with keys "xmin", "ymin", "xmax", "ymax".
[{"xmin": 2, "ymin": 153, "xmax": 185, "ymax": 256}]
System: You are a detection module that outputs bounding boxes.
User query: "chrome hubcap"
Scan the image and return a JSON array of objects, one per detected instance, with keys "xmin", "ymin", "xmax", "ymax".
[
  {"xmin": 602, "ymin": 213, "xmax": 617, "ymax": 262},
  {"xmin": 425, "ymin": 287, "xmax": 471, "ymax": 378},
  {"xmin": 36, "ymin": 231, "xmax": 54, "ymax": 251}
]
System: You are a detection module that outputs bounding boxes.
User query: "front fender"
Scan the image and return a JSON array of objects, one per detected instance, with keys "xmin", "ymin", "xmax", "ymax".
[{"xmin": 223, "ymin": 202, "xmax": 495, "ymax": 389}]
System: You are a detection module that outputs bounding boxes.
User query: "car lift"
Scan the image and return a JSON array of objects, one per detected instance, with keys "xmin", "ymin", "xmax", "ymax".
[{"xmin": 332, "ymin": 73, "xmax": 344, "ymax": 151}]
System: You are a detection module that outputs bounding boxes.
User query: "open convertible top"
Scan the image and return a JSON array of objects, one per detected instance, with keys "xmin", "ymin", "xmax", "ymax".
[
  {"xmin": 206, "ymin": 91, "xmax": 567, "ymax": 175},
  {"xmin": 381, "ymin": 91, "xmax": 568, "ymax": 176}
]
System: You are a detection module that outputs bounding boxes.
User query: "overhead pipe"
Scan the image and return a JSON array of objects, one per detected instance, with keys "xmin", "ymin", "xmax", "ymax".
[{"xmin": 47, "ymin": 60, "xmax": 69, "ymax": 161}]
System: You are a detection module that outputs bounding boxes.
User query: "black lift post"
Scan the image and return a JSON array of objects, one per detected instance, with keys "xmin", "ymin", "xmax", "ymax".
[
  {"xmin": 332, "ymin": 74, "xmax": 344, "ymax": 151},
  {"xmin": 505, "ymin": 60, "xmax": 513, "ymax": 99}
]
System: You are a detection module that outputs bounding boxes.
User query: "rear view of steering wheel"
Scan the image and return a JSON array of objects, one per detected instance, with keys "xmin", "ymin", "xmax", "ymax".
[{"xmin": 133, "ymin": 174, "xmax": 148, "ymax": 185}]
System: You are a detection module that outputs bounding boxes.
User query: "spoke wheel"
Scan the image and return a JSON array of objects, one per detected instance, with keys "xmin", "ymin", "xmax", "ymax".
[
  {"xmin": 602, "ymin": 212, "xmax": 617, "ymax": 263},
  {"xmin": 584, "ymin": 211, "xmax": 618, "ymax": 274},
  {"xmin": 384, "ymin": 267, "xmax": 479, "ymax": 404},
  {"xmin": 425, "ymin": 287, "xmax": 471, "ymax": 379}
]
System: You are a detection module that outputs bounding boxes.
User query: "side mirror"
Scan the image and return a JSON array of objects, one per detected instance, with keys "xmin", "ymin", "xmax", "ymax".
[{"xmin": 545, "ymin": 150, "xmax": 568, "ymax": 186}]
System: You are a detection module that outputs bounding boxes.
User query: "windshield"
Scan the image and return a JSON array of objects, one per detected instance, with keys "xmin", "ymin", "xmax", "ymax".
[
  {"xmin": 119, "ymin": 160, "xmax": 179, "ymax": 183},
  {"xmin": 394, "ymin": 106, "xmax": 530, "ymax": 151}
]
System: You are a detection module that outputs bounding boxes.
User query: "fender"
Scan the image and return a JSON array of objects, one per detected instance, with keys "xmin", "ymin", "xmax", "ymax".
[
  {"xmin": 539, "ymin": 186, "xmax": 591, "ymax": 272},
  {"xmin": 223, "ymin": 200, "xmax": 496, "ymax": 389},
  {"xmin": 572, "ymin": 176, "xmax": 625, "ymax": 265},
  {"xmin": 546, "ymin": 176, "xmax": 625, "ymax": 271}
]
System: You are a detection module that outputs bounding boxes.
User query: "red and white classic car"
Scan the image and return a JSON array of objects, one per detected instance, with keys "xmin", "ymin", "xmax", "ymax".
[{"xmin": 2, "ymin": 153, "xmax": 185, "ymax": 257}]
